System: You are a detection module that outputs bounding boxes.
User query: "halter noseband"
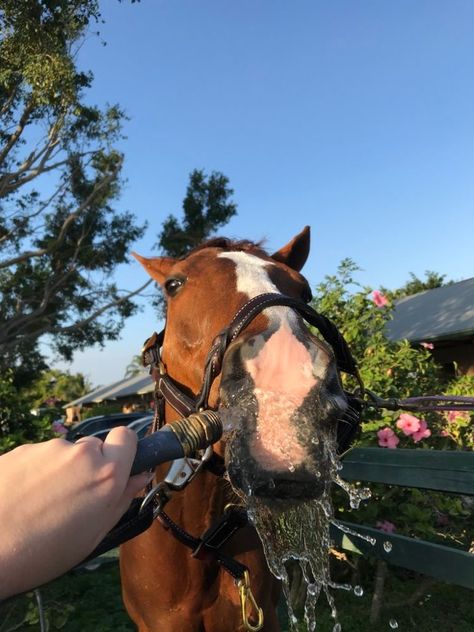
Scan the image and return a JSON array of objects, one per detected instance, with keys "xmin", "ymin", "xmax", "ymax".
[{"xmin": 142, "ymin": 292, "xmax": 364, "ymax": 453}]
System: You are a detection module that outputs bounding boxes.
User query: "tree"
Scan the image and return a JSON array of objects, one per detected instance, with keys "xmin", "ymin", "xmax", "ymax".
[
  {"xmin": 384, "ymin": 270, "xmax": 449, "ymax": 300},
  {"xmin": 26, "ymin": 368, "xmax": 91, "ymax": 408},
  {"xmin": 124, "ymin": 354, "xmax": 145, "ymax": 378},
  {"xmin": 0, "ymin": 1, "xmax": 148, "ymax": 387},
  {"xmin": 153, "ymin": 168, "xmax": 237, "ymax": 316},
  {"xmin": 157, "ymin": 169, "xmax": 237, "ymax": 258}
]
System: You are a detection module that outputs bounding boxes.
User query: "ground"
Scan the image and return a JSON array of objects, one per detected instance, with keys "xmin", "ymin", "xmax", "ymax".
[{"xmin": 1, "ymin": 560, "xmax": 472, "ymax": 631}]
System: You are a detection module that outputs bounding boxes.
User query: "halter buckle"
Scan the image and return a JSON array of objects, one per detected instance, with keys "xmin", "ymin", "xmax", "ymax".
[
  {"xmin": 164, "ymin": 445, "xmax": 213, "ymax": 491},
  {"xmin": 237, "ymin": 570, "xmax": 264, "ymax": 632}
]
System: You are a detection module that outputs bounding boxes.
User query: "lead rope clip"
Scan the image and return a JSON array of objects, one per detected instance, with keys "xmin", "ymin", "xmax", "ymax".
[
  {"xmin": 237, "ymin": 570, "xmax": 264, "ymax": 632},
  {"xmin": 139, "ymin": 481, "xmax": 171, "ymax": 519}
]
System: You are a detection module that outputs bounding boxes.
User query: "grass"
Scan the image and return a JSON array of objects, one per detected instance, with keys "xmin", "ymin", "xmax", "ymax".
[{"xmin": 1, "ymin": 561, "xmax": 473, "ymax": 631}]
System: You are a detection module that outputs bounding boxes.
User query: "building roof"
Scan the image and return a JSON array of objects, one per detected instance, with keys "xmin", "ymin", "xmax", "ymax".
[
  {"xmin": 386, "ymin": 277, "xmax": 474, "ymax": 343},
  {"xmin": 64, "ymin": 372, "xmax": 154, "ymax": 407}
]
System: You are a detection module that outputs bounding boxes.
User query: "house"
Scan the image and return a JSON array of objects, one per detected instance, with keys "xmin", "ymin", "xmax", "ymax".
[
  {"xmin": 386, "ymin": 277, "xmax": 474, "ymax": 375},
  {"xmin": 65, "ymin": 371, "xmax": 154, "ymax": 411}
]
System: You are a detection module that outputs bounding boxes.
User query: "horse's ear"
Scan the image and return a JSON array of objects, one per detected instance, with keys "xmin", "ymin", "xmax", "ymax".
[
  {"xmin": 271, "ymin": 226, "xmax": 310, "ymax": 271},
  {"xmin": 132, "ymin": 252, "xmax": 176, "ymax": 285}
]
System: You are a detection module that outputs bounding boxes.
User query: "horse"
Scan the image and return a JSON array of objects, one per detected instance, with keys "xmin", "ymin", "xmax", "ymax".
[{"xmin": 120, "ymin": 226, "xmax": 349, "ymax": 632}]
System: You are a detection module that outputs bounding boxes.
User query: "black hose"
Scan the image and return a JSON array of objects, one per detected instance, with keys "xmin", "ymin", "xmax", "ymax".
[{"xmin": 130, "ymin": 411, "xmax": 222, "ymax": 475}]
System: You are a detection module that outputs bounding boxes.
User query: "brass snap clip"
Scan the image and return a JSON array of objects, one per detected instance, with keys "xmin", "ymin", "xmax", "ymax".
[{"xmin": 237, "ymin": 570, "xmax": 264, "ymax": 632}]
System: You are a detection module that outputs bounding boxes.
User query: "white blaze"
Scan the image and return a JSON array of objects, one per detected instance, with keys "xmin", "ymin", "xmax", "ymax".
[
  {"xmin": 218, "ymin": 251, "xmax": 296, "ymax": 328},
  {"xmin": 219, "ymin": 251, "xmax": 320, "ymax": 470}
]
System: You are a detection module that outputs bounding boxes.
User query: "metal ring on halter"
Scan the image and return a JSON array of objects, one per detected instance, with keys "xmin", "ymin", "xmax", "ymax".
[{"xmin": 139, "ymin": 481, "xmax": 171, "ymax": 519}]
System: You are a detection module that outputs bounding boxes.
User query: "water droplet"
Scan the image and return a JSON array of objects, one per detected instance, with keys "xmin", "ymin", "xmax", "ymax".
[
  {"xmin": 288, "ymin": 464, "xmax": 296, "ymax": 473},
  {"xmin": 383, "ymin": 541, "xmax": 393, "ymax": 553},
  {"xmin": 331, "ymin": 520, "xmax": 377, "ymax": 545},
  {"xmin": 354, "ymin": 585, "xmax": 364, "ymax": 597},
  {"xmin": 389, "ymin": 619, "xmax": 399, "ymax": 629},
  {"xmin": 307, "ymin": 583, "xmax": 318, "ymax": 596},
  {"xmin": 332, "ymin": 623, "xmax": 342, "ymax": 632},
  {"xmin": 311, "ymin": 436, "xmax": 319, "ymax": 445},
  {"xmin": 290, "ymin": 614, "xmax": 298, "ymax": 624}
]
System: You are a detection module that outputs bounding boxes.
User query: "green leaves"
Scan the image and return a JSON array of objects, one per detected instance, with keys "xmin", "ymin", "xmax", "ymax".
[
  {"xmin": 157, "ymin": 169, "xmax": 237, "ymax": 258},
  {"xmin": 0, "ymin": 0, "xmax": 147, "ymax": 379},
  {"xmin": 316, "ymin": 262, "xmax": 473, "ymax": 548}
]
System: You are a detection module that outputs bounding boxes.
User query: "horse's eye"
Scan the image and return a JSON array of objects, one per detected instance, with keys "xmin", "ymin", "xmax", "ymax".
[{"xmin": 164, "ymin": 277, "xmax": 185, "ymax": 296}]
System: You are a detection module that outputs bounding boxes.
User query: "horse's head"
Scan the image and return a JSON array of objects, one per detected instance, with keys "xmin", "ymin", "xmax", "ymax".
[{"xmin": 133, "ymin": 227, "xmax": 348, "ymax": 504}]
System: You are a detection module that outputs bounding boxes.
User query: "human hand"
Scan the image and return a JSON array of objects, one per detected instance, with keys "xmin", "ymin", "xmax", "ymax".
[{"xmin": 0, "ymin": 427, "xmax": 150, "ymax": 599}]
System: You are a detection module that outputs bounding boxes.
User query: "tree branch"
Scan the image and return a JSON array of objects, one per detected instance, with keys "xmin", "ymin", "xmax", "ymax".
[
  {"xmin": 0, "ymin": 180, "xmax": 68, "ymax": 246},
  {"xmin": 0, "ymin": 118, "xmax": 82, "ymax": 197},
  {"xmin": 0, "ymin": 100, "xmax": 34, "ymax": 167},
  {"xmin": 0, "ymin": 278, "xmax": 152, "ymax": 350},
  {"xmin": 0, "ymin": 164, "xmax": 120, "ymax": 269},
  {"xmin": 53, "ymin": 278, "xmax": 152, "ymax": 335},
  {"xmin": 0, "ymin": 83, "xmax": 20, "ymax": 118}
]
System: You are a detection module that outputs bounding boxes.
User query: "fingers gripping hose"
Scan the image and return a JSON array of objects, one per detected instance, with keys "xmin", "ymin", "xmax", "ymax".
[{"xmin": 79, "ymin": 411, "xmax": 223, "ymax": 566}]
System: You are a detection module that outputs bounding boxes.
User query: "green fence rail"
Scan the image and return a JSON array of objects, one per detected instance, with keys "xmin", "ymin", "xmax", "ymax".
[
  {"xmin": 337, "ymin": 448, "xmax": 474, "ymax": 589},
  {"xmin": 341, "ymin": 448, "xmax": 474, "ymax": 495}
]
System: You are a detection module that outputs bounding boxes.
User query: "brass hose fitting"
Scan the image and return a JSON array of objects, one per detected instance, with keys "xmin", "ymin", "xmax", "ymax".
[{"xmin": 168, "ymin": 411, "xmax": 222, "ymax": 456}]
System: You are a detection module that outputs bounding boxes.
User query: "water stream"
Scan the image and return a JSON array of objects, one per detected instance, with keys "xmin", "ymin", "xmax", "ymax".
[{"xmin": 221, "ymin": 404, "xmax": 374, "ymax": 631}]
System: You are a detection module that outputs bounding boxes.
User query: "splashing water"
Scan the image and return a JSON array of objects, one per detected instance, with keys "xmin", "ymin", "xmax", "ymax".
[
  {"xmin": 246, "ymin": 494, "xmax": 332, "ymax": 631},
  {"xmin": 221, "ymin": 400, "xmax": 374, "ymax": 632}
]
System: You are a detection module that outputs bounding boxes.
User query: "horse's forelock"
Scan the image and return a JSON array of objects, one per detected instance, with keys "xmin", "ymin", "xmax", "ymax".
[{"xmin": 182, "ymin": 237, "xmax": 268, "ymax": 260}]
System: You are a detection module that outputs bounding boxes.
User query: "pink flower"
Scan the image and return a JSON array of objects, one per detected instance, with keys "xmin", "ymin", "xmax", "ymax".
[
  {"xmin": 420, "ymin": 342, "xmax": 434, "ymax": 350},
  {"xmin": 372, "ymin": 290, "xmax": 389, "ymax": 308},
  {"xmin": 439, "ymin": 429, "xmax": 450, "ymax": 437},
  {"xmin": 51, "ymin": 420, "xmax": 68, "ymax": 435},
  {"xmin": 396, "ymin": 413, "xmax": 421, "ymax": 436},
  {"xmin": 377, "ymin": 427, "xmax": 400, "ymax": 449},
  {"xmin": 412, "ymin": 419, "xmax": 431, "ymax": 443},
  {"xmin": 446, "ymin": 410, "xmax": 469, "ymax": 424},
  {"xmin": 376, "ymin": 520, "xmax": 396, "ymax": 534}
]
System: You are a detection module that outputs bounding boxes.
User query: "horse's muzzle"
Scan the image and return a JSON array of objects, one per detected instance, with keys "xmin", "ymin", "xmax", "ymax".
[
  {"xmin": 249, "ymin": 472, "xmax": 326, "ymax": 501},
  {"xmin": 220, "ymin": 329, "xmax": 347, "ymax": 502}
]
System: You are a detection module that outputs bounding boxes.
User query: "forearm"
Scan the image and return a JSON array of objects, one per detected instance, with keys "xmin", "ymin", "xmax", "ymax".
[{"xmin": 0, "ymin": 431, "xmax": 149, "ymax": 599}]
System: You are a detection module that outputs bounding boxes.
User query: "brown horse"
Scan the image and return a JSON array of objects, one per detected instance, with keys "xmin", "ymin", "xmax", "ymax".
[{"xmin": 120, "ymin": 227, "xmax": 348, "ymax": 632}]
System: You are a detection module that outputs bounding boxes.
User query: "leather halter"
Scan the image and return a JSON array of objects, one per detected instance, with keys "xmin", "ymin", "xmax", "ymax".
[{"xmin": 142, "ymin": 292, "xmax": 364, "ymax": 452}]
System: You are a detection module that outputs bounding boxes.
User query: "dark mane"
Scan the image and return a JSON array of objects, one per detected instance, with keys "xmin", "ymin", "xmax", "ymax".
[{"xmin": 181, "ymin": 237, "xmax": 268, "ymax": 259}]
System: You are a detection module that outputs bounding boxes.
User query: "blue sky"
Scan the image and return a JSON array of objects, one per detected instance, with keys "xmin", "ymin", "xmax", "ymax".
[{"xmin": 55, "ymin": 0, "xmax": 474, "ymax": 387}]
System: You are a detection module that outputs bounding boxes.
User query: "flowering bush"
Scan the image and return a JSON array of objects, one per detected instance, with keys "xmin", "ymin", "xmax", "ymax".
[
  {"xmin": 312, "ymin": 260, "xmax": 473, "ymax": 548},
  {"xmin": 377, "ymin": 427, "xmax": 400, "ymax": 448}
]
